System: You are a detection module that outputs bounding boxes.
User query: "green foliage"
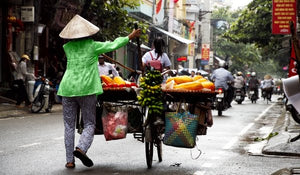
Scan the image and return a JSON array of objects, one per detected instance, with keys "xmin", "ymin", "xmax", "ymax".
[
  {"xmin": 212, "ymin": 1, "xmax": 289, "ymax": 77},
  {"xmin": 212, "ymin": 7, "xmax": 261, "ymax": 73},
  {"xmin": 223, "ymin": 0, "xmax": 285, "ymax": 55},
  {"xmin": 83, "ymin": 0, "xmax": 148, "ymax": 42}
]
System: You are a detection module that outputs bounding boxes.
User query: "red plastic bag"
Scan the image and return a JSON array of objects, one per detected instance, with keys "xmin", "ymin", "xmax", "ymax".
[{"xmin": 102, "ymin": 108, "xmax": 128, "ymax": 141}]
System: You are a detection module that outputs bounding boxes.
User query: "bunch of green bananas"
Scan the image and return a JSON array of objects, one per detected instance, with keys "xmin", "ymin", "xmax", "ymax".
[{"xmin": 137, "ymin": 69, "xmax": 163, "ymax": 116}]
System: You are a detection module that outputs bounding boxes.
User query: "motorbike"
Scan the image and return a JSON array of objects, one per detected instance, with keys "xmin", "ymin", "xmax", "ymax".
[
  {"xmin": 249, "ymin": 88, "xmax": 258, "ymax": 103},
  {"xmin": 31, "ymin": 77, "xmax": 56, "ymax": 113},
  {"xmin": 285, "ymin": 94, "xmax": 300, "ymax": 124},
  {"xmin": 262, "ymin": 87, "xmax": 273, "ymax": 104},
  {"xmin": 234, "ymin": 88, "xmax": 245, "ymax": 104},
  {"xmin": 213, "ymin": 87, "xmax": 229, "ymax": 116}
]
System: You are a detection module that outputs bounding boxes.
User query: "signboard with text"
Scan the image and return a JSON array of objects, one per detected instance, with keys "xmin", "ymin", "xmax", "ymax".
[
  {"xmin": 272, "ymin": 0, "xmax": 297, "ymax": 34},
  {"xmin": 201, "ymin": 44, "xmax": 210, "ymax": 65}
]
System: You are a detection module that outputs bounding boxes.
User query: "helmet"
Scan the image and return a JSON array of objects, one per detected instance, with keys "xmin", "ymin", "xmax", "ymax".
[
  {"xmin": 251, "ymin": 72, "xmax": 256, "ymax": 77},
  {"xmin": 237, "ymin": 71, "xmax": 243, "ymax": 76},
  {"xmin": 219, "ymin": 61, "xmax": 225, "ymax": 67},
  {"xmin": 21, "ymin": 54, "xmax": 30, "ymax": 60}
]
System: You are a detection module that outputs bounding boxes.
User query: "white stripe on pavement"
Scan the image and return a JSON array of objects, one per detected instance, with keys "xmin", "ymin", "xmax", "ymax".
[
  {"xmin": 19, "ymin": 142, "xmax": 41, "ymax": 148},
  {"xmin": 254, "ymin": 103, "xmax": 275, "ymax": 121},
  {"xmin": 223, "ymin": 123, "xmax": 254, "ymax": 149}
]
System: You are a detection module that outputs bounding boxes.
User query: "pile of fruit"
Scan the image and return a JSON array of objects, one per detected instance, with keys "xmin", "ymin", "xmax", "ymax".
[
  {"xmin": 137, "ymin": 69, "xmax": 164, "ymax": 116},
  {"xmin": 100, "ymin": 75, "xmax": 138, "ymax": 88},
  {"xmin": 163, "ymin": 75, "xmax": 215, "ymax": 92}
]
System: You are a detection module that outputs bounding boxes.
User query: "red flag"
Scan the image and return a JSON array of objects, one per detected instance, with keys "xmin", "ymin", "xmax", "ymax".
[
  {"xmin": 189, "ymin": 21, "xmax": 195, "ymax": 33},
  {"xmin": 289, "ymin": 44, "xmax": 297, "ymax": 77},
  {"xmin": 174, "ymin": 0, "xmax": 179, "ymax": 3},
  {"xmin": 156, "ymin": 0, "xmax": 162, "ymax": 14}
]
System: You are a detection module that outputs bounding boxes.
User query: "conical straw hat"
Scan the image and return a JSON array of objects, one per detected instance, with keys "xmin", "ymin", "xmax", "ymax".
[
  {"xmin": 59, "ymin": 14, "xmax": 99, "ymax": 39},
  {"xmin": 264, "ymin": 74, "xmax": 272, "ymax": 80}
]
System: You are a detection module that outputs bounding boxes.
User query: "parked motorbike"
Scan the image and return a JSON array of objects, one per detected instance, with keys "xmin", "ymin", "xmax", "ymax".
[
  {"xmin": 213, "ymin": 87, "xmax": 229, "ymax": 116},
  {"xmin": 249, "ymin": 88, "xmax": 258, "ymax": 103},
  {"xmin": 234, "ymin": 88, "xmax": 245, "ymax": 104},
  {"xmin": 284, "ymin": 94, "xmax": 300, "ymax": 124},
  {"xmin": 31, "ymin": 77, "xmax": 56, "ymax": 113}
]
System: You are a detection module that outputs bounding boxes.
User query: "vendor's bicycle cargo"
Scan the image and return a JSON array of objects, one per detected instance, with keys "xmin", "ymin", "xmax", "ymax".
[{"xmin": 76, "ymin": 69, "xmax": 216, "ymax": 169}]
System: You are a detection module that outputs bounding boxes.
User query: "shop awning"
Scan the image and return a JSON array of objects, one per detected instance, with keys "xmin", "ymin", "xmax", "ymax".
[{"xmin": 154, "ymin": 27, "xmax": 194, "ymax": 44}]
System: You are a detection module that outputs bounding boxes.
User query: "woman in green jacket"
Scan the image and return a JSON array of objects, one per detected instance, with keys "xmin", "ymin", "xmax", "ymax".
[{"xmin": 58, "ymin": 14, "xmax": 140, "ymax": 168}]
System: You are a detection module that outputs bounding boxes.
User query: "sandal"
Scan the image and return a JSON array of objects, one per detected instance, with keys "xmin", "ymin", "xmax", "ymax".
[
  {"xmin": 65, "ymin": 162, "xmax": 75, "ymax": 169},
  {"xmin": 73, "ymin": 148, "xmax": 93, "ymax": 167}
]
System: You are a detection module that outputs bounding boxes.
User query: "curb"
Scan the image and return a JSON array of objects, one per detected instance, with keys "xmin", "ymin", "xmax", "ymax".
[
  {"xmin": 0, "ymin": 103, "xmax": 62, "ymax": 119},
  {"xmin": 262, "ymin": 104, "xmax": 300, "ymax": 157}
]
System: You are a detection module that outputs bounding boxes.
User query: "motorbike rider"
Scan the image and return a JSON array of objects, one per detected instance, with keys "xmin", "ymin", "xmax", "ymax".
[
  {"xmin": 248, "ymin": 72, "xmax": 260, "ymax": 98},
  {"xmin": 233, "ymin": 71, "xmax": 246, "ymax": 97},
  {"xmin": 261, "ymin": 74, "xmax": 274, "ymax": 100},
  {"xmin": 211, "ymin": 61, "xmax": 234, "ymax": 107}
]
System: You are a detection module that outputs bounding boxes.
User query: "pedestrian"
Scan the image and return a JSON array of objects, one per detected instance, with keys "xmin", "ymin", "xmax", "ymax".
[
  {"xmin": 141, "ymin": 37, "xmax": 171, "ymax": 72},
  {"xmin": 97, "ymin": 55, "xmax": 119, "ymax": 77},
  {"xmin": 14, "ymin": 54, "xmax": 34, "ymax": 108},
  {"xmin": 58, "ymin": 14, "xmax": 140, "ymax": 169},
  {"xmin": 190, "ymin": 70, "xmax": 196, "ymax": 77}
]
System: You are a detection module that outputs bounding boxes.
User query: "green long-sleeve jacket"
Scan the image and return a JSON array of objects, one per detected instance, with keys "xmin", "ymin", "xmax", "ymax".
[{"xmin": 57, "ymin": 37, "xmax": 129, "ymax": 97}]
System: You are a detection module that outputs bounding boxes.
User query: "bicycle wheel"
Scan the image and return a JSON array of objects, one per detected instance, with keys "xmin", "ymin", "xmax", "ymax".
[
  {"xmin": 145, "ymin": 126, "xmax": 153, "ymax": 169},
  {"xmin": 31, "ymin": 93, "xmax": 45, "ymax": 113},
  {"xmin": 156, "ymin": 138, "xmax": 162, "ymax": 162}
]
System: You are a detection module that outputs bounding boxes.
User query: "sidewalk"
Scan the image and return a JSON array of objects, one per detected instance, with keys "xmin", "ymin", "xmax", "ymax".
[
  {"xmin": 0, "ymin": 95, "xmax": 62, "ymax": 118},
  {"xmin": 263, "ymin": 100, "xmax": 300, "ymax": 175}
]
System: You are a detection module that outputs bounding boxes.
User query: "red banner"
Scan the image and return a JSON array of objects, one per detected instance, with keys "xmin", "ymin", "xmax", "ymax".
[
  {"xmin": 272, "ymin": 0, "xmax": 297, "ymax": 34},
  {"xmin": 201, "ymin": 44, "xmax": 210, "ymax": 61}
]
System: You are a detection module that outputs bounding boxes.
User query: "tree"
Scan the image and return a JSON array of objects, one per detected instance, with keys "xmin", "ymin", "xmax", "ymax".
[
  {"xmin": 211, "ymin": 7, "xmax": 261, "ymax": 74},
  {"xmin": 213, "ymin": 1, "xmax": 289, "ymax": 78},
  {"xmin": 82, "ymin": 0, "xmax": 148, "ymax": 42},
  {"xmin": 223, "ymin": 0, "xmax": 287, "ymax": 61}
]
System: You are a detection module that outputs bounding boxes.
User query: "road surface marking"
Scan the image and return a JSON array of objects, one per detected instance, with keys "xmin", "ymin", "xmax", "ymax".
[
  {"xmin": 19, "ymin": 142, "xmax": 41, "ymax": 148},
  {"xmin": 193, "ymin": 171, "xmax": 206, "ymax": 175},
  {"xmin": 223, "ymin": 104, "xmax": 274, "ymax": 150},
  {"xmin": 254, "ymin": 103, "xmax": 275, "ymax": 121},
  {"xmin": 223, "ymin": 123, "xmax": 254, "ymax": 149}
]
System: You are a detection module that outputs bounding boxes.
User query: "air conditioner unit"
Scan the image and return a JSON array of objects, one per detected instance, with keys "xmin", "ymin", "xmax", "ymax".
[{"xmin": 21, "ymin": 6, "xmax": 34, "ymax": 22}]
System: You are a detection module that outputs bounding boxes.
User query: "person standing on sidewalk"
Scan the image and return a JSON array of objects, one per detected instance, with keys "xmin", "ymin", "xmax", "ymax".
[
  {"xmin": 14, "ymin": 54, "xmax": 34, "ymax": 108},
  {"xmin": 58, "ymin": 14, "xmax": 140, "ymax": 169}
]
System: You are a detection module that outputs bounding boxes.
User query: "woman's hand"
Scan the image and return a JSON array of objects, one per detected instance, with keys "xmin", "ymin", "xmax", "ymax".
[{"xmin": 128, "ymin": 29, "xmax": 141, "ymax": 40}]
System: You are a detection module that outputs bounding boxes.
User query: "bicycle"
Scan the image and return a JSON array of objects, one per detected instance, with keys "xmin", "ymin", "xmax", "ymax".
[{"xmin": 31, "ymin": 77, "xmax": 56, "ymax": 113}]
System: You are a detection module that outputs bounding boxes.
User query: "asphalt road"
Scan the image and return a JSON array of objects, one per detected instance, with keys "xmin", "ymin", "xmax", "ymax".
[{"xmin": 0, "ymin": 94, "xmax": 299, "ymax": 175}]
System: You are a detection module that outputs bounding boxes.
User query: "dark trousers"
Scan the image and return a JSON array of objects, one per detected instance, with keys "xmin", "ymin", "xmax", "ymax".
[
  {"xmin": 14, "ymin": 79, "xmax": 30, "ymax": 106},
  {"xmin": 227, "ymin": 85, "xmax": 234, "ymax": 105}
]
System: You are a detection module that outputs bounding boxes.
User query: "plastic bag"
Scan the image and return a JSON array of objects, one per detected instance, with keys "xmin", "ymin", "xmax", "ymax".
[{"xmin": 102, "ymin": 104, "xmax": 128, "ymax": 141}]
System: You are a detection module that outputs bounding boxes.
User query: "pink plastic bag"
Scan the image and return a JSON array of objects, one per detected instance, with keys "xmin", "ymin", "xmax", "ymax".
[{"xmin": 102, "ymin": 110, "xmax": 128, "ymax": 141}]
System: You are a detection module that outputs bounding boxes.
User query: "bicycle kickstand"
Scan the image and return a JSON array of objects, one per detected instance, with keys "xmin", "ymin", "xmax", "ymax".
[{"xmin": 290, "ymin": 133, "xmax": 300, "ymax": 142}]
